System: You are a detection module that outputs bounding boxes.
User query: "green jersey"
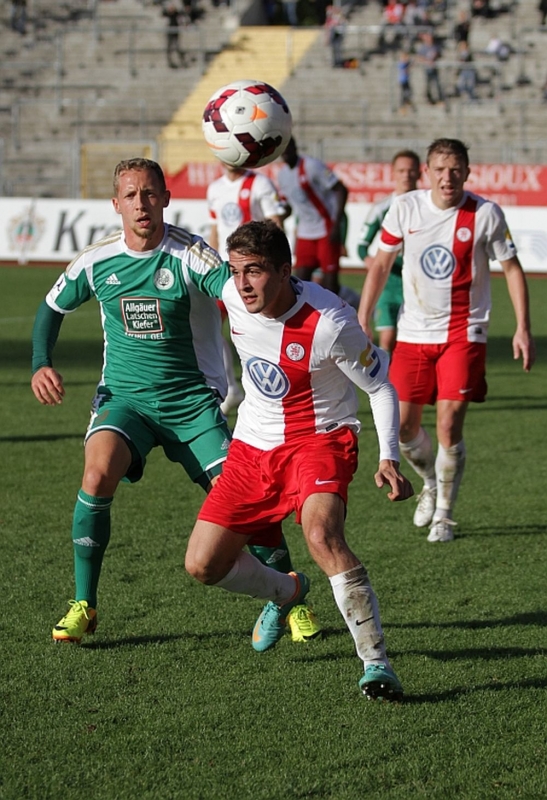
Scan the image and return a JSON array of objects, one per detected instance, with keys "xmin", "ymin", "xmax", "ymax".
[
  {"xmin": 357, "ymin": 193, "xmax": 403, "ymax": 276},
  {"xmin": 44, "ymin": 224, "xmax": 228, "ymax": 410}
]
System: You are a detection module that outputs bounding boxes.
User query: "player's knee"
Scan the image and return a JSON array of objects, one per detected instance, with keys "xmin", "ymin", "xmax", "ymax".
[
  {"xmin": 306, "ymin": 524, "xmax": 344, "ymax": 560},
  {"xmin": 81, "ymin": 466, "xmax": 119, "ymax": 497},
  {"xmin": 185, "ymin": 549, "xmax": 222, "ymax": 585}
]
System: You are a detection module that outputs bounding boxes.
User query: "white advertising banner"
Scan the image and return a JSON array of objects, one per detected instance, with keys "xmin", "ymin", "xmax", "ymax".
[{"xmin": 1, "ymin": 198, "xmax": 546, "ymax": 272}]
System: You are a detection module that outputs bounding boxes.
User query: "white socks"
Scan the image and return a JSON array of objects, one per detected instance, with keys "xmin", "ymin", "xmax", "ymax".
[
  {"xmin": 213, "ymin": 550, "xmax": 296, "ymax": 606},
  {"xmin": 400, "ymin": 427, "xmax": 436, "ymax": 489},
  {"xmin": 435, "ymin": 441, "xmax": 466, "ymax": 518},
  {"xmin": 330, "ymin": 564, "xmax": 388, "ymax": 667}
]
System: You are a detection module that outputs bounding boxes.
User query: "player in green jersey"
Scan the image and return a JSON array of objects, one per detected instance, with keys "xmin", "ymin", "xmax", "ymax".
[
  {"xmin": 31, "ymin": 158, "xmax": 315, "ymax": 644},
  {"xmin": 357, "ymin": 150, "xmax": 421, "ymax": 354}
]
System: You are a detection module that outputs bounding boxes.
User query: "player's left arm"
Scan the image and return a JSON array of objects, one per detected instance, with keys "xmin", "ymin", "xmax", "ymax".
[
  {"xmin": 499, "ymin": 255, "xmax": 535, "ymax": 372},
  {"xmin": 333, "ymin": 320, "xmax": 414, "ymax": 502},
  {"xmin": 186, "ymin": 238, "xmax": 231, "ymax": 298}
]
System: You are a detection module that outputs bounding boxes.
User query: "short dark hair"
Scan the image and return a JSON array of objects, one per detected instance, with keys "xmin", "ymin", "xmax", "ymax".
[
  {"xmin": 226, "ymin": 220, "xmax": 292, "ymax": 271},
  {"xmin": 426, "ymin": 138, "xmax": 469, "ymax": 168},
  {"xmin": 113, "ymin": 158, "xmax": 166, "ymax": 193},
  {"xmin": 392, "ymin": 149, "xmax": 421, "ymax": 170}
]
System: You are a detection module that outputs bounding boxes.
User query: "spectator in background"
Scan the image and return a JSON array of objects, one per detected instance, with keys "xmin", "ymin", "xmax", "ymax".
[
  {"xmin": 453, "ymin": 9, "xmax": 471, "ymax": 45},
  {"xmin": 486, "ymin": 35, "xmax": 511, "ymax": 62},
  {"xmin": 397, "ymin": 50, "xmax": 414, "ymax": 112},
  {"xmin": 281, "ymin": 0, "xmax": 299, "ymax": 26},
  {"xmin": 10, "ymin": 0, "xmax": 27, "ymax": 34},
  {"xmin": 325, "ymin": 5, "xmax": 347, "ymax": 68},
  {"xmin": 540, "ymin": 0, "xmax": 547, "ymax": 26},
  {"xmin": 456, "ymin": 41, "xmax": 478, "ymax": 101},
  {"xmin": 163, "ymin": 3, "xmax": 185, "ymax": 69},
  {"xmin": 417, "ymin": 31, "xmax": 444, "ymax": 105}
]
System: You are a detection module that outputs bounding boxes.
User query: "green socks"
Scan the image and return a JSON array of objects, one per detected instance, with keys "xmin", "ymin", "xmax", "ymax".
[{"xmin": 72, "ymin": 490, "xmax": 113, "ymax": 608}]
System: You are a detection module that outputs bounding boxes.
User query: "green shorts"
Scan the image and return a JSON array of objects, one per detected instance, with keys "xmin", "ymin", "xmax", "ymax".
[
  {"xmin": 374, "ymin": 272, "xmax": 403, "ymax": 330},
  {"xmin": 85, "ymin": 388, "xmax": 232, "ymax": 489}
]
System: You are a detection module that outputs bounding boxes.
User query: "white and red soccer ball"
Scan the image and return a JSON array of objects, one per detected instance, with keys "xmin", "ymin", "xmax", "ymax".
[{"xmin": 202, "ymin": 79, "xmax": 293, "ymax": 169}]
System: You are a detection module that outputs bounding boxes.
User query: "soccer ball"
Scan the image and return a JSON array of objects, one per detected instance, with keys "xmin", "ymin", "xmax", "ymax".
[{"xmin": 202, "ymin": 79, "xmax": 292, "ymax": 169}]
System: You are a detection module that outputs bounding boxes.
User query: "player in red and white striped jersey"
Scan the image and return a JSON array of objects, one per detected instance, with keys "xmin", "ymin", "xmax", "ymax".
[
  {"xmin": 277, "ymin": 137, "xmax": 348, "ymax": 297},
  {"xmin": 358, "ymin": 138, "xmax": 535, "ymax": 543},
  {"xmin": 185, "ymin": 220, "xmax": 414, "ymax": 701},
  {"xmin": 207, "ymin": 165, "xmax": 289, "ymax": 416}
]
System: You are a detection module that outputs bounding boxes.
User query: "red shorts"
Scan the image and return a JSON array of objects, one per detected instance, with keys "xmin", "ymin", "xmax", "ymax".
[
  {"xmin": 198, "ymin": 427, "xmax": 359, "ymax": 536},
  {"xmin": 294, "ymin": 236, "xmax": 341, "ymax": 275},
  {"xmin": 390, "ymin": 340, "xmax": 487, "ymax": 405}
]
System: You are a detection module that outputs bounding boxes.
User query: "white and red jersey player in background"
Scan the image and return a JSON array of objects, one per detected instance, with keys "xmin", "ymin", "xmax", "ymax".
[
  {"xmin": 277, "ymin": 137, "xmax": 360, "ymax": 309},
  {"xmin": 358, "ymin": 137, "xmax": 535, "ymax": 543},
  {"xmin": 185, "ymin": 220, "xmax": 414, "ymax": 702},
  {"xmin": 207, "ymin": 164, "xmax": 289, "ymax": 415}
]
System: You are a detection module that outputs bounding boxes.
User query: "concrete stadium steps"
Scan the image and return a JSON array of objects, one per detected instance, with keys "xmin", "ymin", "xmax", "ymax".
[{"xmin": 158, "ymin": 27, "xmax": 319, "ymax": 173}]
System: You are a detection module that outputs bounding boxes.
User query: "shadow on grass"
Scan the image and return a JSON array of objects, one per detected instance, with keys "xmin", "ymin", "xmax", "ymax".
[
  {"xmin": 82, "ymin": 631, "xmax": 250, "ymax": 649},
  {"xmin": 487, "ymin": 335, "xmax": 546, "ymax": 364},
  {"xmin": 404, "ymin": 676, "xmax": 547, "ymax": 704},
  {"xmin": 0, "ymin": 339, "xmax": 102, "ymax": 368},
  {"xmin": 458, "ymin": 523, "xmax": 547, "ymax": 538},
  {"xmin": 388, "ymin": 610, "xmax": 547, "ymax": 630},
  {"xmin": 0, "ymin": 433, "xmax": 82, "ymax": 443}
]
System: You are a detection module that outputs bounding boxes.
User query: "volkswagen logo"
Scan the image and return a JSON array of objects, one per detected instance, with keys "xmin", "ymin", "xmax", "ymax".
[
  {"xmin": 420, "ymin": 245, "xmax": 456, "ymax": 280},
  {"xmin": 246, "ymin": 358, "xmax": 289, "ymax": 399}
]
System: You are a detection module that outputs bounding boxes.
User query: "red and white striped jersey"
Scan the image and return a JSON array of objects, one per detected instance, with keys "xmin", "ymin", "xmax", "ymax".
[
  {"xmin": 207, "ymin": 171, "xmax": 286, "ymax": 258},
  {"xmin": 378, "ymin": 189, "xmax": 517, "ymax": 344},
  {"xmin": 277, "ymin": 156, "xmax": 340, "ymax": 240},
  {"xmin": 221, "ymin": 277, "xmax": 400, "ymax": 458}
]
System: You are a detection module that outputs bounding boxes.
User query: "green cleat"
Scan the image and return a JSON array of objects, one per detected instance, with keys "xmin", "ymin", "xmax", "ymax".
[
  {"xmin": 52, "ymin": 600, "xmax": 97, "ymax": 643},
  {"xmin": 359, "ymin": 664, "xmax": 403, "ymax": 702},
  {"xmin": 252, "ymin": 572, "xmax": 310, "ymax": 652},
  {"xmin": 288, "ymin": 604, "xmax": 322, "ymax": 643}
]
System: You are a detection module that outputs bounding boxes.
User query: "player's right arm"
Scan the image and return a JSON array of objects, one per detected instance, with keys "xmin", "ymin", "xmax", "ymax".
[
  {"xmin": 31, "ymin": 301, "xmax": 66, "ymax": 405},
  {"xmin": 30, "ymin": 254, "xmax": 93, "ymax": 405}
]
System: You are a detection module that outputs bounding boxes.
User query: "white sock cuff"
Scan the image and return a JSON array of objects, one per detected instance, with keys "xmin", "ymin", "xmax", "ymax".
[
  {"xmin": 213, "ymin": 559, "xmax": 240, "ymax": 589},
  {"xmin": 400, "ymin": 427, "xmax": 428, "ymax": 454},
  {"xmin": 438, "ymin": 440, "xmax": 466, "ymax": 458},
  {"xmin": 329, "ymin": 564, "xmax": 366, "ymax": 589}
]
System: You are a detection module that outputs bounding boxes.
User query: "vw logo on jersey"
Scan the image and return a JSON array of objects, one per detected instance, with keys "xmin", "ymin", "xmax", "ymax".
[
  {"xmin": 246, "ymin": 358, "xmax": 289, "ymax": 399},
  {"xmin": 153, "ymin": 268, "xmax": 174, "ymax": 290},
  {"xmin": 421, "ymin": 245, "xmax": 456, "ymax": 280},
  {"xmin": 221, "ymin": 202, "xmax": 243, "ymax": 227}
]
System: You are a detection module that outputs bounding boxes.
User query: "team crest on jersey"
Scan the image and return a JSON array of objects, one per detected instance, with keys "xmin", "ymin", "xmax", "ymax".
[
  {"xmin": 221, "ymin": 203, "xmax": 243, "ymax": 227},
  {"xmin": 153, "ymin": 268, "xmax": 174, "ymax": 290},
  {"xmin": 246, "ymin": 357, "xmax": 289, "ymax": 399},
  {"xmin": 285, "ymin": 342, "xmax": 305, "ymax": 362},
  {"xmin": 456, "ymin": 227, "xmax": 472, "ymax": 242},
  {"xmin": 421, "ymin": 245, "xmax": 455, "ymax": 280}
]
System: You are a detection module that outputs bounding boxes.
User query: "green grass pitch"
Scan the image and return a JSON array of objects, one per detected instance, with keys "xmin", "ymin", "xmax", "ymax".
[{"xmin": 1, "ymin": 265, "xmax": 547, "ymax": 799}]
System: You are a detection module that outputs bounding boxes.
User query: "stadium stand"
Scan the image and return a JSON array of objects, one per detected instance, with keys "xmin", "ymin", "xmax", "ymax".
[{"xmin": 0, "ymin": 0, "xmax": 546, "ymax": 198}]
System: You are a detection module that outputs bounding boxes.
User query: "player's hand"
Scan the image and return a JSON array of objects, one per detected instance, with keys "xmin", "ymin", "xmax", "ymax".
[
  {"xmin": 374, "ymin": 460, "xmax": 414, "ymax": 502},
  {"xmin": 31, "ymin": 367, "xmax": 65, "ymax": 406},
  {"xmin": 513, "ymin": 330, "xmax": 535, "ymax": 372}
]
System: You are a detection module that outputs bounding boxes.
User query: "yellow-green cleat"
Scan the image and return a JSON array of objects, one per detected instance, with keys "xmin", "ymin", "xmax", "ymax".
[
  {"xmin": 52, "ymin": 600, "xmax": 97, "ymax": 643},
  {"xmin": 288, "ymin": 604, "xmax": 322, "ymax": 643}
]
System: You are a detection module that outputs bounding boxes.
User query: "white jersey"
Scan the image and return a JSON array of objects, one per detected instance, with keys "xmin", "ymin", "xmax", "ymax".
[
  {"xmin": 207, "ymin": 171, "xmax": 286, "ymax": 258},
  {"xmin": 221, "ymin": 277, "xmax": 400, "ymax": 458},
  {"xmin": 277, "ymin": 156, "xmax": 340, "ymax": 240},
  {"xmin": 378, "ymin": 189, "xmax": 516, "ymax": 344}
]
